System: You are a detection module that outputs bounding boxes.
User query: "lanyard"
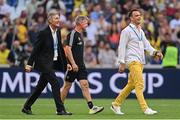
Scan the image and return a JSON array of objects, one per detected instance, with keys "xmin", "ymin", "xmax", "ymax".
[
  {"xmin": 129, "ymin": 25, "xmax": 142, "ymax": 41},
  {"xmin": 54, "ymin": 39, "xmax": 58, "ymax": 50},
  {"xmin": 53, "ymin": 32, "xmax": 58, "ymax": 50}
]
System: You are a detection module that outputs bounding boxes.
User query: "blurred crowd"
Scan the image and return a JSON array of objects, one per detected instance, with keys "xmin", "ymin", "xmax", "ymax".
[{"xmin": 0, "ymin": 0, "xmax": 180, "ymax": 68}]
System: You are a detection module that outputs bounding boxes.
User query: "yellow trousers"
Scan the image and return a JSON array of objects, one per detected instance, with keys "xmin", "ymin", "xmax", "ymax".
[{"xmin": 112, "ymin": 61, "xmax": 148, "ymax": 112}]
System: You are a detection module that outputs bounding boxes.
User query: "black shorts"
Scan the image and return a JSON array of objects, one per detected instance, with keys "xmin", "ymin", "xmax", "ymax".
[{"xmin": 65, "ymin": 67, "xmax": 88, "ymax": 82}]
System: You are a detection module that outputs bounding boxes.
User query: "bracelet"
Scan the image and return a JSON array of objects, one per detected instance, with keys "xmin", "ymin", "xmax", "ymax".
[{"xmin": 153, "ymin": 51, "xmax": 159, "ymax": 56}]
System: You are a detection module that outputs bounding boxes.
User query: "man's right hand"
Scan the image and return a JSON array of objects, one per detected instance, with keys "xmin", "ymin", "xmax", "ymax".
[
  {"xmin": 72, "ymin": 63, "xmax": 78, "ymax": 72},
  {"xmin": 25, "ymin": 65, "xmax": 32, "ymax": 72},
  {"xmin": 67, "ymin": 64, "xmax": 72, "ymax": 71},
  {"xmin": 118, "ymin": 64, "xmax": 126, "ymax": 73}
]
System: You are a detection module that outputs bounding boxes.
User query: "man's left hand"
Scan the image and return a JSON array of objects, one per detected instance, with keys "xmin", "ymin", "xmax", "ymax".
[{"xmin": 154, "ymin": 51, "xmax": 163, "ymax": 61}]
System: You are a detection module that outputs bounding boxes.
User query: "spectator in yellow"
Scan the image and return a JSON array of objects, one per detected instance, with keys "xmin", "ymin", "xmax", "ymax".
[
  {"xmin": 74, "ymin": 0, "xmax": 83, "ymax": 8},
  {"xmin": 0, "ymin": 42, "xmax": 10, "ymax": 65},
  {"xmin": 72, "ymin": 7, "xmax": 88, "ymax": 19},
  {"xmin": 111, "ymin": 9, "xmax": 163, "ymax": 115},
  {"xmin": 16, "ymin": 18, "xmax": 28, "ymax": 45}
]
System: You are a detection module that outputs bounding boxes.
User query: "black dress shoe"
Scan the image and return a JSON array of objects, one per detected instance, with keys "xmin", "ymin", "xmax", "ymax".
[
  {"xmin": 22, "ymin": 108, "xmax": 32, "ymax": 115},
  {"xmin": 56, "ymin": 110, "xmax": 72, "ymax": 115}
]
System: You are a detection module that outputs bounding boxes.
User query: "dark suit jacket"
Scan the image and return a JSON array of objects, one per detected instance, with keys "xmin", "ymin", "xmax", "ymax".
[{"xmin": 27, "ymin": 26, "xmax": 67, "ymax": 73}]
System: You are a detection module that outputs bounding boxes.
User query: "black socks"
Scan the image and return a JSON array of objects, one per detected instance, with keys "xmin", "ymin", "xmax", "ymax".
[{"xmin": 87, "ymin": 101, "xmax": 93, "ymax": 109}]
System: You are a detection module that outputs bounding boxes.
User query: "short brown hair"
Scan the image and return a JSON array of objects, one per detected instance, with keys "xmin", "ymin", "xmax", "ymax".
[{"xmin": 128, "ymin": 9, "xmax": 141, "ymax": 18}]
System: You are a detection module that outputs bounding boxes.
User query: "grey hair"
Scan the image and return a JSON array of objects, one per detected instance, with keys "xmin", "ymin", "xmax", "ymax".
[
  {"xmin": 74, "ymin": 15, "xmax": 89, "ymax": 25},
  {"xmin": 47, "ymin": 9, "xmax": 59, "ymax": 23}
]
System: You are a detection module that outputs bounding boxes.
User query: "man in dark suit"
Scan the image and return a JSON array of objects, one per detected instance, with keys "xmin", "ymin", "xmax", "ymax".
[{"xmin": 21, "ymin": 9, "xmax": 72, "ymax": 115}]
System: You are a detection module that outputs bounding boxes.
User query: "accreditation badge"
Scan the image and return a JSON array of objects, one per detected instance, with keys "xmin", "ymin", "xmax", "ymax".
[{"xmin": 139, "ymin": 41, "xmax": 144, "ymax": 50}]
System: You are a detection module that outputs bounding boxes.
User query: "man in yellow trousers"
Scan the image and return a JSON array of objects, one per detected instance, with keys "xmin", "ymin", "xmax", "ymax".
[{"xmin": 111, "ymin": 9, "xmax": 163, "ymax": 115}]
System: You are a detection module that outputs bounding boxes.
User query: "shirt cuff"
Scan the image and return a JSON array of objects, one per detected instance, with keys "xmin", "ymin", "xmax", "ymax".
[
  {"xmin": 150, "ymin": 50, "xmax": 157, "ymax": 56},
  {"xmin": 118, "ymin": 60, "xmax": 125, "ymax": 64}
]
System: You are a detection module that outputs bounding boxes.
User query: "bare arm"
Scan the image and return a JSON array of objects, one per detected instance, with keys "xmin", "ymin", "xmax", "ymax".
[{"xmin": 64, "ymin": 46, "xmax": 78, "ymax": 72}]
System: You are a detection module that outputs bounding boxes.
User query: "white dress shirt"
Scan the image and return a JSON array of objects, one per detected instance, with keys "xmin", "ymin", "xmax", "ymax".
[
  {"xmin": 117, "ymin": 23, "xmax": 156, "ymax": 65},
  {"xmin": 49, "ymin": 25, "xmax": 58, "ymax": 61}
]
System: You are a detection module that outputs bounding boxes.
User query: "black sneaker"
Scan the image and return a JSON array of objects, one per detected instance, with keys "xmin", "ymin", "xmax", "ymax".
[
  {"xmin": 56, "ymin": 110, "xmax": 72, "ymax": 115},
  {"xmin": 22, "ymin": 108, "xmax": 32, "ymax": 115}
]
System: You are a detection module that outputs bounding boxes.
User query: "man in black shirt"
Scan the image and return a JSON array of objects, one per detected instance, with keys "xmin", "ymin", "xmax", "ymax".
[{"xmin": 61, "ymin": 15, "xmax": 104, "ymax": 114}]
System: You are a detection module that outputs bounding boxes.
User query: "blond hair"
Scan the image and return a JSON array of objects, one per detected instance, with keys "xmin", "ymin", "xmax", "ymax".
[{"xmin": 74, "ymin": 15, "xmax": 89, "ymax": 25}]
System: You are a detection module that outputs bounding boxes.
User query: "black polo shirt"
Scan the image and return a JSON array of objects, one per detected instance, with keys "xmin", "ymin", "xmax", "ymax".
[{"xmin": 64, "ymin": 30, "xmax": 85, "ymax": 68}]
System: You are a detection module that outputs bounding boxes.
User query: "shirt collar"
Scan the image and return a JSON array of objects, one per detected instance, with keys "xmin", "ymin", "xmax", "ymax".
[
  {"xmin": 129, "ymin": 23, "xmax": 136, "ymax": 29},
  {"xmin": 129, "ymin": 23, "xmax": 142, "ymax": 31},
  {"xmin": 49, "ymin": 25, "xmax": 57, "ymax": 34}
]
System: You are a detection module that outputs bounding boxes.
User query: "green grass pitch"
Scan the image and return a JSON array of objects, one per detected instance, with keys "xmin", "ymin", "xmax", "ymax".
[{"xmin": 0, "ymin": 98, "xmax": 180, "ymax": 119}]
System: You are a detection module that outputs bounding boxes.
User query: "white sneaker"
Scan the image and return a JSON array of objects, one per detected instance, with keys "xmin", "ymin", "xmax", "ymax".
[
  {"xmin": 144, "ymin": 108, "xmax": 157, "ymax": 115},
  {"xmin": 89, "ymin": 106, "xmax": 104, "ymax": 114},
  {"xmin": 110, "ymin": 104, "xmax": 124, "ymax": 115}
]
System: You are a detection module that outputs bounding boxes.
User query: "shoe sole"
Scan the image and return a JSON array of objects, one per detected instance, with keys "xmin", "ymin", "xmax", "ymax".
[
  {"xmin": 110, "ymin": 106, "xmax": 117, "ymax": 114},
  {"xmin": 21, "ymin": 109, "xmax": 33, "ymax": 115},
  {"xmin": 91, "ymin": 107, "xmax": 104, "ymax": 114},
  {"xmin": 144, "ymin": 112, "xmax": 158, "ymax": 115},
  {"xmin": 57, "ymin": 113, "xmax": 72, "ymax": 115},
  {"xmin": 110, "ymin": 106, "xmax": 124, "ymax": 115}
]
